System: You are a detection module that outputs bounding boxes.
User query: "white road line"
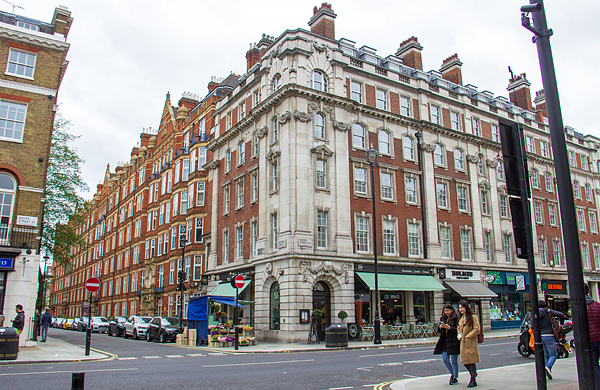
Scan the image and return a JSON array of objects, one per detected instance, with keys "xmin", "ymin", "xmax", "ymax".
[
  {"xmin": 166, "ymin": 354, "xmax": 184, "ymax": 358},
  {"xmin": 0, "ymin": 368, "xmax": 137, "ymax": 377},
  {"xmin": 490, "ymin": 353, "xmax": 502, "ymax": 356},
  {"xmin": 329, "ymin": 387, "xmax": 354, "ymax": 390},
  {"xmin": 142, "ymin": 356, "xmax": 161, "ymax": 359},
  {"xmin": 356, "ymin": 367, "xmax": 373, "ymax": 371},
  {"xmin": 203, "ymin": 359, "xmax": 315, "ymax": 368},
  {"xmin": 187, "ymin": 353, "xmax": 205, "ymax": 357},
  {"xmin": 403, "ymin": 374, "xmax": 418, "ymax": 378},
  {"xmin": 512, "ymin": 351, "xmax": 519, "ymax": 353},
  {"xmin": 117, "ymin": 357, "xmax": 138, "ymax": 360},
  {"xmin": 362, "ymin": 385, "xmax": 379, "ymax": 387},
  {"xmin": 208, "ymin": 352, "xmax": 226, "ymax": 356},
  {"xmin": 359, "ymin": 349, "xmax": 433, "ymax": 358}
]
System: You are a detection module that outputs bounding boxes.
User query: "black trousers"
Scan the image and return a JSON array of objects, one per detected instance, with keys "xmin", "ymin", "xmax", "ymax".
[{"xmin": 464, "ymin": 363, "xmax": 477, "ymax": 379}]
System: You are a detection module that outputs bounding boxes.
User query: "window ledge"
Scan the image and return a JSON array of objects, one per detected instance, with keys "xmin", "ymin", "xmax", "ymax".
[
  {"xmin": 316, "ymin": 187, "xmax": 331, "ymax": 194},
  {"xmin": 4, "ymin": 72, "xmax": 34, "ymax": 81}
]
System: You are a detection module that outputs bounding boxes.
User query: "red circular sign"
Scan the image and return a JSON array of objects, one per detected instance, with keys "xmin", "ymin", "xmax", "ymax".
[
  {"xmin": 85, "ymin": 277, "xmax": 101, "ymax": 293},
  {"xmin": 234, "ymin": 275, "xmax": 245, "ymax": 289}
]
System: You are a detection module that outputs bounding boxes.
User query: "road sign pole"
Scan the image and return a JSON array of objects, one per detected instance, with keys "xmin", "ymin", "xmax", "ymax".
[
  {"xmin": 85, "ymin": 292, "xmax": 92, "ymax": 356},
  {"xmin": 234, "ymin": 285, "xmax": 239, "ymax": 350}
]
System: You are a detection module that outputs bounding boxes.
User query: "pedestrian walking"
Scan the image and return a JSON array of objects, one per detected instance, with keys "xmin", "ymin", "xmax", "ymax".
[
  {"xmin": 538, "ymin": 300, "xmax": 565, "ymax": 380},
  {"xmin": 32, "ymin": 309, "xmax": 40, "ymax": 341},
  {"xmin": 457, "ymin": 300, "xmax": 480, "ymax": 388},
  {"xmin": 40, "ymin": 308, "xmax": 52, "ymax": 342},
  {"xmin": 584, "ymin": 284, "xmax": 600, "ymax": 389},
  {"xmin": 11, "ymin": 304, "xmax": 25, "ymax": 335},
  {"xmin": 434, "ymin": 303, "xmax": 461, "ymax": 385}
]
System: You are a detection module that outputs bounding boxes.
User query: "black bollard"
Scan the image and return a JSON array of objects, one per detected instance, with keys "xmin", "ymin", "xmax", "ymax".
[{"xmin": 72, "ymin": 372, "xmax": 85, "ymax": 390}]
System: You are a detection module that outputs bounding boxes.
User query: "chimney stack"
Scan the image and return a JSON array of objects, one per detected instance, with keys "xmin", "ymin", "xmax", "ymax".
[
  {"xmin": 246, "ymin": 43, "xmax": 263, "ymax": 72},
  {"xmin": 507, "ymin": 73, "xmax": 533, "ymax": 111},
  {"xmin": 308, "ymin": 3, "xmax": 337, "ymax": 40},
  {"xmin": 396, "ymin": 37, "xmax": 423, "ymax": 71},
  {"xmin": 440, "ymin": 53, "xmax": 463, "ymax": 85},
  {"xmin": 534, "ymin": 89, "xmax": 547, "ymax": 122}
]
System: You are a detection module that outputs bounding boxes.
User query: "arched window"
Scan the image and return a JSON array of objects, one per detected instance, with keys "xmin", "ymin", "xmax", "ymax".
[
  {"xmin": 454, "ymin": 149, "xmax": 464, "ymax": 171},
  {"xmin": 315, "ymin": 113, "xmax": 325, "ymax": 139},
  {"xmin": 272, "ymin": 74, "xmax": 282, "ymax": 91},
  {"xmin": 477, "ymin": 155, "xmax": 485, "ymax": 175},
  {"xmin": 403, "ymin": 136, "xmax": 414, "ymax": 160},
  {"xmin": 531, "ymin": 169, "xmax": 539, "ymax": 188},
  {"xmin": 311, "ymin": 70, "xmax": 327, "ymax": 92},
  {"xmin": 496, "ymin": 160, "xmax": 504, "ymax": 180},
  {"xmin": 352, "ymin": 123, "xmax": 365, "ymax": 149},
  {"xmin": 270, "ymin": 282, "xmax": 280, "ymax": 330},
  {"xmin": 0, "ymin": 173, "xmax": 16, "ymax": 241},
  {"xmin": 545, "ymin": 172, "xmax": 553, "ymax": 192},
  {"xmin": 378, "ymin": 130, "xmax": 391, "ymax": 155},
  {"xmin": 272, "ymin": 117, "xmax": 278, "ymax": 143},
  {"xmin": 434, "ymin": 144, "xmax": 445, "ymax": 166}
]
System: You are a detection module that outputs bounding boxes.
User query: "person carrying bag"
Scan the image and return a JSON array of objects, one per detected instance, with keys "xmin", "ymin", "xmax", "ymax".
[
  {"xmin": 457, "ymin": 300, "xmax": 481, "ymax": 388},
  {"xmin": 434, "ymin": 304, "xmax": 461, "ymax": 385}
]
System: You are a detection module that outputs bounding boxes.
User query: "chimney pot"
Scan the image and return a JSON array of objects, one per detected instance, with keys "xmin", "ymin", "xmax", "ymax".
[
  {"xmin": 308, "ymin": 3, "xmax": 337, "ymax": 40},
  {"xmin": 396, "ymin": 36, "xmax": 423, "ymax": 70},
  {"xmin": 440, "ymin": 53, "xmax": 463, "ymax": 85}
]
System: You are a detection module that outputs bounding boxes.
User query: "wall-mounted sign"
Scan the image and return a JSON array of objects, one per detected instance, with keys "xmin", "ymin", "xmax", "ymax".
[
  {"xmin": 445, "ymin": 269, "xmax": 480, "ymax": 281},
  {"xmin": 16, "ymin": 215, "xmax": 38, "ymax": 227},
  {"xmin": 515, "ymin": 275, "xmax": 526, "ymax": 291},
  {"xmin": 541, "ymin": 279, "xmax": 567, "ymax": 295},
  {"xmin": 0, "ymin": 258, "xmax": 15, "ymax": 271},
  {"xmin": 298, "ymin": 238, "xmax": 312, "ymax": 247},
  {"xmin": 278, "ymin": 240, "xmax": 287, "ymax": 249}
]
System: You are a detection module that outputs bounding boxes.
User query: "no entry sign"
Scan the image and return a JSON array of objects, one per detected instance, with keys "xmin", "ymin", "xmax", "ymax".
[
  {"xmin": 233, "ymin": 275, "xmax": 245, "ymax": 289},
  {"xmin": 85, "ymin": 277, "xmax": 101, "ymax": 293}
]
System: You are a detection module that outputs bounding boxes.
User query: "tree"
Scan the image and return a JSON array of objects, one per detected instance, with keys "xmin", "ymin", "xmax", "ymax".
[{"xmin": 41, "ymin": 113, "xmax": 89, "ymax": 269}]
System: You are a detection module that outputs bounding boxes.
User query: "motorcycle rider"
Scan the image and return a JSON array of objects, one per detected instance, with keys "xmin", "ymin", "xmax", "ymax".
[{"xmin": 538, "ymin": 299, "xmax": 565, "ymax": 380}]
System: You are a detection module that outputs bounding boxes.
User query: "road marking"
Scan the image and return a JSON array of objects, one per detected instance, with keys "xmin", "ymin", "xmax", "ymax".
[
  {"xmin": 379, "ymin": 362, "xmax": 403, "ymax": 366},
  {"xmin": 356, "ymin": 367, "xmax": 373, "ymax": 371},
  {"xmin": 490, "ymin": 353, "xmax": 501, "ymax": 356},
  {"xmin": 359, "ymin": 349, "xmax": 433, "ymax": 358},
  {"xmin": 117, "ymin": 357, "xmax": 138, "ymax": 360},
  {"xmin": 187, "ymin": 353, "xmax": 205, "ymax": 357},
  {"xmin": 208, "ymin": 352, "xmax": 226, "ymax": 356},
  {"xmin": 203, "ymin": 358, "xmax": 315, "ymax": 368},
  {"xmin": 329, "ymin": 387, "xmax": 354, "ymax": 390},
  {"xmin": 142, "ymin": 356, "xmax": 161, "ymax": 359},
  {"xmin": 0, "ymin": 368, "xmax": 137, "ymax": 377},
  {"xmin": 403, "ymin": 375, "xmax": 418, "ymax": 378},
  {"xmin": 512, "ymin": 351, "xmax": 519, "ymax": 353},
  {"xmin": 402, "ymin": 358, "xmax": 437, "ymax": 364},
  {"xmin": 166, "ymin": 354, "xmax": 184, "ymax": 358}
]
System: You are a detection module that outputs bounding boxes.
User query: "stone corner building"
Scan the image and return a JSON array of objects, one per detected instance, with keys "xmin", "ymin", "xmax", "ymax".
[
  {"xmin": 51, "ymin": 4, "xmax": 599, "ymax": 343},
  {"xmin": 0, "ymin": 6, "xmax": 73, "ymax": 342}
]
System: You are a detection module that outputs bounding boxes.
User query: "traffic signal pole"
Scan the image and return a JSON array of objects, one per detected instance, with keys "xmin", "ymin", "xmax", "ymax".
[
  {"xmin": 521, "ymin": 1, "xmax": 595, "ymax": 388},
  {"xmin": 85, "ymin": 292, "xmax": 92, "ymax": 356}
]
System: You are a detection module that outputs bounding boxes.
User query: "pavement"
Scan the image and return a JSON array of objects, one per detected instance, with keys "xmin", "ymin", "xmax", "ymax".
[{"xmin": 0, "ymin": 329, "xmax": 582, "ymax": 389}]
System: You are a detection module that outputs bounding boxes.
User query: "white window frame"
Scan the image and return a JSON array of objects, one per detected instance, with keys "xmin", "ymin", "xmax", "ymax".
[
  {"xmin": 350, "ymin": 81, "xmax": 362, "ymax": 103},
  {"xmin": 0, "ymin": 100, "xmax": 27, "ymax": 142},
  {"xmin": 376, "ymin": 89, "xmax": 387, "ymax": 110},
  {"xmin": 311, "ymin": 70, "xmax": 328, "ymax": 92},
  {"xmin": 352, "ymin": 123, "xmax": 366, "ymax": 149},
  {"xmin": 6, "ymin": 48, "xmax": 36, "ymax": 79},
  {"xmin": 317, "ymin": 210, "xmax": 328, "ymax": 249}
]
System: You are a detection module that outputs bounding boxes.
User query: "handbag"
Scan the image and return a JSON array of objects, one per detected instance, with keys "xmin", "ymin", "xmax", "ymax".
[
  {"xmin": 551, "ymin": 314, "xmax": 563, "ymax": 341},
  {"xmin": 477, "ymin": 322, "xmax": 484, "ymax": 344}
]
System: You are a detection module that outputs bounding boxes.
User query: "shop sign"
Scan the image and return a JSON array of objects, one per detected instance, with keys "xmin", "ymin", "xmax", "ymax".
[
  {"xmin": 0, "ymin": 258, "xmax": 15, "ymax": 271},
  {"xmin": 588, "ymin": 276, "xmax": 600, "ymax": 282},
  {"xmin": 515, "ymin": 275, "xmax": 526, "ymax": 291},
  {"xmin": 486, "ymin": 271, "xmax": 506, "ymax": 284},
  {"xmin": 16, "ymin": 215, "xmax": 38, "ymax": 227},
  {"xmin": 541, "ymin": 279, "xmax": 567, "ymax": 295},
  {"xmin": 445, "ymin": 269, "xmax": 480, "ymax": 281}
]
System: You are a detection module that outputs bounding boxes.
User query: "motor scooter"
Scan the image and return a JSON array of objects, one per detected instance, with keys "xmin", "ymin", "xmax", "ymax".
[{"xmin": 517, "ymin": 313, "xmax": 572, "ymax": 359}]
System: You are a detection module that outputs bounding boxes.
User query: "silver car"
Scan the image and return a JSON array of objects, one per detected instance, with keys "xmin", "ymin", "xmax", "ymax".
[
  {"xmin": 124, "ymin": 316, "xmax": 152, "ymax": 340},
  {"xmin": 90, "ymin": 316, "xmax": 110, "ymax": 333}
]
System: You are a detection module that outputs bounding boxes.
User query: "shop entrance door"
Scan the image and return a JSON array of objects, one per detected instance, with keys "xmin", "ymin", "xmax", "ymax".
[{"xmin": 312, "ymin": 281, "xmax": 330, "ymax": 341}]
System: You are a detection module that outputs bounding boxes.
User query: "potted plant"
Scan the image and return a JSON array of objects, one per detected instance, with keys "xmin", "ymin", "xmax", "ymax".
[{"xmin": 338, "ymin": 310, "xmax": 348, "ymax": 324}]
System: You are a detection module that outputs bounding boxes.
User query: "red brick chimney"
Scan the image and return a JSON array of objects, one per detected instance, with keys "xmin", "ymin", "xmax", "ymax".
[
  {"xmin": 507, "ymin": 73, "xmax": 533, "ymax": 111},
  {"xmin": 534, "ymin": 89, "xmax": 547, "ymax": 122},
  {"xmin": 308, "ymin": 3, "xmax": 337, "ymax": 40},
  {"xmin": 396, "ymin": 37, "xmax": 423, "ymax": 71},
  {"xmin": 246, "ymin": 44, "xmax": 263, "ymax": 72},
  {"xmin": 440, "ymin": 53, "xmax": 463, "ymax": 85},
  {"xmin": 140, "ymin": 133, "xmax": 152, "ymax": 148},
  {"xmin": 178, "ymin": 92, "xmax": 199, "ymax": 111}
]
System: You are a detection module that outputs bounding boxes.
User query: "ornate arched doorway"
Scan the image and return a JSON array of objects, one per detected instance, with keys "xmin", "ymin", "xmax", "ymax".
[{"xmin": 312, "ymin": 281, "xmax": 330, "ymax": 341}]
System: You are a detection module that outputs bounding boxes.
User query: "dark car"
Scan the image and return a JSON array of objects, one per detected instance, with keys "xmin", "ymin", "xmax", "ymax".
[
  {"xmin": 146, "ymin": 317, "xmax": 182, "ymax": 343},
  {"xmin": 108, "ymin": 316, "xmax": 127, "ymax": 337},
  {"xmin": 78, "ymin": 317, "xmax": 89, "ymax": 332}
]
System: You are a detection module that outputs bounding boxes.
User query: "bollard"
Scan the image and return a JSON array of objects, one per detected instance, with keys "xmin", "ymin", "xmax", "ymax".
[{"xmin": 72, "ymin": 372, "xmax": 85, "ymax": 390}]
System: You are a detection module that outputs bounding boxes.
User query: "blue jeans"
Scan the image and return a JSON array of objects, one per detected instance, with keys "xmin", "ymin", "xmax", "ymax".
[
  {"xmin": 541, "ymin": 335, "xmax": 557, "ymax": 370},
  {"xmin": 442, "ymin": 351, "xmax": 459, "ymax": 378},
  {"xmin": 41, "ymin": 324, "xmax": 49, "ymax": 341},
  {"xmin": 591, "ymin": 341, "xmax": 600, "ymax": 390}
]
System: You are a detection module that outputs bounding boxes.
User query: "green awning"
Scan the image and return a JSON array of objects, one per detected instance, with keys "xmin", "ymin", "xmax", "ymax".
[
  {"xmin": 209, "ymin": 280, "xmax": 251, "ymax": 297},
  {"xmin": 356, "ymin": 272, "xmax": 444, "ymax": 291}
]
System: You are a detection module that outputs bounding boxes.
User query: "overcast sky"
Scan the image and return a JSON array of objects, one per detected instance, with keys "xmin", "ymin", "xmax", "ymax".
[{"xmin": 12, "ymin": 0, "xmax": 600, "ymax": 198}]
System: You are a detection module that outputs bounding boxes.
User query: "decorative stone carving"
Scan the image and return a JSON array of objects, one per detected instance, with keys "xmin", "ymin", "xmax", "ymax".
[
  {"xmin": 298, "ymin": 260, "xmax": 351, "ymax": 283},
  {"xmin": 595, "ymin": 188, "xmax": 600, "ymax": 195},
  {"xmin": 311, "ymin": 40, "xmax": 331, "ymax": 58},
  {"xmin": 204, "ymin": 160, "xmax": 219, "ymax": 170},
  {"xmin": 266, "ymin": 149, "xmax": 281, "ymax": 161},
  {"xmin": 333, "ymin": 120, "xmax": 350, "ymax": 132},
  {"xmin": 466, "ymin": 154, "xmax": 479, "ymax": 164},
  {"xmin": 311, "ymin": 145, "xmax": 334, "ymax": 157},
  {"xmin": 278, "ymin": 111, "xmax": 291, "ymax": 124},
  {"xmin": 479, "ymin": 180, "xmax": 491, "ymax": 190},
  {"xmin": 293, "ymin": 110, "xmax": 312, "ymax": 123},
  {"xmin": 265, "ymin": 262, "xmax": 273, "ymax": 275},
  {"xmin": 307, "ymin": 103, "xmax": 319, "ymax": 113},
  {"xmin": 421, "ymin": 143, "xmax": 436, "ymax": 153},
  {"xmin": 323, "ymin": 106, "xmax": 335, "ymax": 121},
  {"xmin": 256, "ymin": 126, "xmax": 268, "ymax": 139},
  {"xmin": 486, "ymin": 159, "xmax": 499, "ymax": 169}
]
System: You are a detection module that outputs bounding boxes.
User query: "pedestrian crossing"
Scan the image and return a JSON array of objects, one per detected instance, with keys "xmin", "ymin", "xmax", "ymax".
[{"xmin": 117, "ymin": 352, "xmax": 225, "ymax": 360}]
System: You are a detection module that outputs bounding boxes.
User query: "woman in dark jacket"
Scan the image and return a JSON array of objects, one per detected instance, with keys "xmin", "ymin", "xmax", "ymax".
[
  {"xmin": 434, "ymin": 304, "xmax": 461, "ymax": 385},
  {"xmin": 538, "ymin": 300, "xmax": 565, "ymax": 380}
]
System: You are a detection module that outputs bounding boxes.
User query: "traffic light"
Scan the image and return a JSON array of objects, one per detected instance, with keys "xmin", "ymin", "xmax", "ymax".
[
  {"xmin": 177, "ymin": 271, "xmax": 187, "ymax": 291},
  {"xmin": 230, "ymin": 274, "xmax": 238, "ymax": 288}
]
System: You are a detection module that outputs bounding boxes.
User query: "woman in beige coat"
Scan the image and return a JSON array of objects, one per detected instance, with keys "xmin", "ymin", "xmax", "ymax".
[{"xmin": 458, "ymin": 300, "xmax": 480, "ymax": 388}]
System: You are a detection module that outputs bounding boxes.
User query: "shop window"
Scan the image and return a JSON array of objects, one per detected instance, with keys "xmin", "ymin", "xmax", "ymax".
[{"xmin": 270, "ymin": 282, "xmax": 280, "ymax": 330}]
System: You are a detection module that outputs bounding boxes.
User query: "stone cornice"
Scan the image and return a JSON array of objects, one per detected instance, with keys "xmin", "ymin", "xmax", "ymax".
[
  {"xmin": 0, "ymin": 79, "xmax": 58, "ymax": 97},
  {"xmin": 0, "ymin": 26, "xmax": 70, "ymax": 50}
]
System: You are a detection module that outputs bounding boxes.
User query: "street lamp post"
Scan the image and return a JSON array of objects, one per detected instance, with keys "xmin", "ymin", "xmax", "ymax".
[
  {"xmin": 41, "ymin": 255, "xmax": 49, "ymax": 309},
  {"xmin": 366, "ymin": 145, "xmax": 381, "ymax": 345},
  {"xmin": 178, "ymin": 239, "xmax": 187, "ymax": 332}
]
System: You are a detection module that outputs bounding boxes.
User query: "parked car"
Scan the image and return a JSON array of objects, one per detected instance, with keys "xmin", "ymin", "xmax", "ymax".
[
  {"xmin": 108, "ymin": 316, "xmax": 127, "ymax": 337},
  {"xmin": 63, "ymin": 318, "xmax": 75, "ymax": 330},
  {"xmin": 89, "ymin": 316, "xmax": 110, "ymax": 333},
  {"xmin": 72, "ymin": 318, "xmax": 83, "ymax": 331},
  {"xmin": 53, "ymin": 318, "xmax": 66, "ymax": 328},
  {"xmin": 78, "ymin": 317, "xmax": 89, "ymax": 332},
  {"xmin": 124, "ymin": 316, "xmax": 153, "ymax": 340},
  {"xmin": 146, "ymin": 317, "xmax": 182, "ymax": 343}
]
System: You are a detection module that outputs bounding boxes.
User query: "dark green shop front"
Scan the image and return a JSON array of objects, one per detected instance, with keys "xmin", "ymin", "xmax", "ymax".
[{"xmin": 487, "ymin": 271, "xmax": 530, "ymax": 329}]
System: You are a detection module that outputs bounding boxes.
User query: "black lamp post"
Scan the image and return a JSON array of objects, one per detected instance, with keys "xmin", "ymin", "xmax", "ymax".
[
  {"xmin": 41, "ymin": 255, "xmax": 49, "ymax": 309},
  {"xmin": 366, "ymin": 145, "xmax": 381, "ymax": 345},
  {"xmin": 178, "ymin": 239, "xmax": 187, "ymax": 332}
]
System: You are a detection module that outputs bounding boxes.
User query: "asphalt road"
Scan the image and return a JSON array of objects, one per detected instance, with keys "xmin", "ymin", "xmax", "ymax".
[{"xmin": 0, "ymin": 328, "xmax": 529, "ymax": 390}]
